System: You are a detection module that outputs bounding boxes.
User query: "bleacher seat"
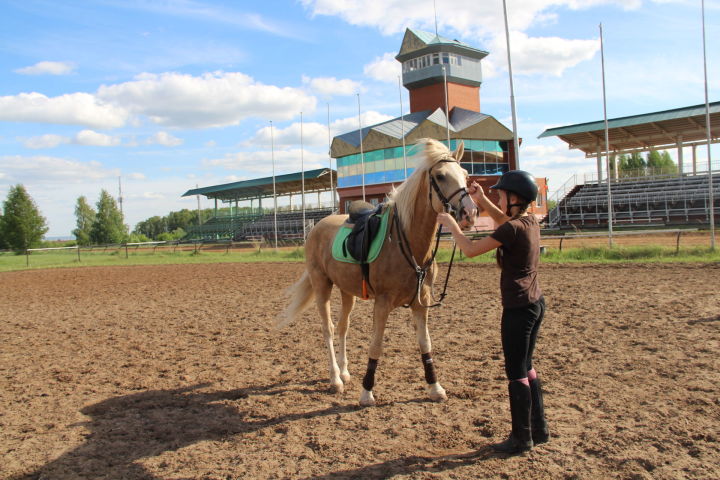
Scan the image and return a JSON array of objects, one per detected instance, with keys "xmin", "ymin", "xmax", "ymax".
[{"xmin": 547, "ymin": 172, "xmax": 720, "ymax": 228}]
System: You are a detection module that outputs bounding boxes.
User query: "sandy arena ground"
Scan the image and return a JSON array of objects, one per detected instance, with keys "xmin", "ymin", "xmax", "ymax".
[{"xmin": 1, "ymin": 262, "xmax": 718, "ymax": 479}]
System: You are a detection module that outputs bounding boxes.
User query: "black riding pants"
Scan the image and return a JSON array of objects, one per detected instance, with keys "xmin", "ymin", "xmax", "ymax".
[{"xmin": 500, "ymin": 297, "xmax": 545, "ymax": 381}]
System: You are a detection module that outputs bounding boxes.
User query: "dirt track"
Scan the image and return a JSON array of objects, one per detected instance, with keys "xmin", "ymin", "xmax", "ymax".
[{"xmin": 1, "ymin": 262, "xmax": 718, "ymax": 479}]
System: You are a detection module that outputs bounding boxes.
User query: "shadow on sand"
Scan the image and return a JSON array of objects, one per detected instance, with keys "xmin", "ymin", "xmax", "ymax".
[
  {"xmin": 15, "ymin": 380, "xmax": 501, "ymax": 479},
  {"xmin": 14, "ymin": 380, "xmax": 361, "ymax": 479}
]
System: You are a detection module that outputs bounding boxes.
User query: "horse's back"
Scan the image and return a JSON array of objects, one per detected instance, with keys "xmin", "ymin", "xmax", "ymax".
[{"xmin": 305, "ymin": 214, "xmax": 347, "ymax": 259}]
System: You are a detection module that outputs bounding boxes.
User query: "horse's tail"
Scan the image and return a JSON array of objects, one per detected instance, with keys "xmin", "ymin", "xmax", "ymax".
[{"xmin": 275, "ymin": 270, "xmax": 314, "ymax": 329}]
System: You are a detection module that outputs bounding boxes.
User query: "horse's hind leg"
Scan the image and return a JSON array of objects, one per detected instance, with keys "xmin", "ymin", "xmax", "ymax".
[
  {"xmin": 313, "ymin": 275, "xmax": 344, "ymax": 393},
  {"xmin": 411, "ymin": 305, "xmax": 447, "ymax": 402},
  {"xmin": 337, "ymin": 291, "xmax": 355, "ymax": 384}
]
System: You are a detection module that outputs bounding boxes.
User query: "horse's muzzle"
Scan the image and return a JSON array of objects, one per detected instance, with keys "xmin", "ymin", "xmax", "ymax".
[{"xmin": 456, "ymin": 195, "xmax": 478, "ymax": 230}]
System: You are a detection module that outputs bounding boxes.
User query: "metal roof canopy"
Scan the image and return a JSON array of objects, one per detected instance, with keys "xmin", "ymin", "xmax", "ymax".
[
  {"xmin": 538, "ymin": 102, "xmax": 720, "ymax": 157},
  {"xmin": 181, "ymin": 168, "xmax": 336, "ymax": 202}
]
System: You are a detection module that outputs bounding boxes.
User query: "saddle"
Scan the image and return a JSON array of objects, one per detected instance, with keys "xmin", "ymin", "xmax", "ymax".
[{"xmin": 342, "ymin": 201, "xmax": 385, "ymax": 299}]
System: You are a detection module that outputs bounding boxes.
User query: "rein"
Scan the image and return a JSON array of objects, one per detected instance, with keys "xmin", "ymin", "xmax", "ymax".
[{"xmin": 392, "ymin": 158, "xmax": 465, "ymax": 309}]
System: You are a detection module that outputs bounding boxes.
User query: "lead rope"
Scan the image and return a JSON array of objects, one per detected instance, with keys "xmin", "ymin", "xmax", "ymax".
[{"xmin": 392, "ymin": 204, "xmax": 456, "ymax": 309}]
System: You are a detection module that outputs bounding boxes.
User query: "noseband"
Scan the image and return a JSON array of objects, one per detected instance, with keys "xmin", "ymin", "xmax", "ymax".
[{"xmin": 428, "ymin": 159, "xmax": 470, "ymax": 219}]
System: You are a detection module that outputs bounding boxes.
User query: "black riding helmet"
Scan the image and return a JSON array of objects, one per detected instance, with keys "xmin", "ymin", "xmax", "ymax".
[{"xmin": 489, "ymin": 170, "xmax": 538, "ymax": 204}]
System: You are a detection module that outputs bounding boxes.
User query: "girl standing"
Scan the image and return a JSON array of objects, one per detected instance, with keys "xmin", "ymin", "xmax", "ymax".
[{"xmin": 437, "ymin": 170, "xmax": 549, "ymax": 455}]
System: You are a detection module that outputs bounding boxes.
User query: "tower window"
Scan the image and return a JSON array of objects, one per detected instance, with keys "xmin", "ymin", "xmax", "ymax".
[
  {"xmin": 442, "ymin": 53, "xmax": 450, "ymax": 64},
  {"xmin": 432, "ymin": 53, "xmax": 439, "ymax": 65}
]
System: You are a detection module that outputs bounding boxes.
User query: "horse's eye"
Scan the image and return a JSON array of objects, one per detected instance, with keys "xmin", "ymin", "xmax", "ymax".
[{"xmin": 436, "ymin": 173, "xmax": 446, "ymax": 181}]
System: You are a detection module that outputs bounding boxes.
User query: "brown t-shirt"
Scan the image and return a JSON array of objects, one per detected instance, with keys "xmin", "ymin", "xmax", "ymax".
[{"xmin": 490, "ymin": 215, "xmax": 542, "ymax": 308}]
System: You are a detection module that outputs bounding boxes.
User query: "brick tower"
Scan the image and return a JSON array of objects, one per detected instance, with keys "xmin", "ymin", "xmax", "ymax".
[{"xmin": 396, "ymin": 29, "xmax": 488, "ymax": 114}]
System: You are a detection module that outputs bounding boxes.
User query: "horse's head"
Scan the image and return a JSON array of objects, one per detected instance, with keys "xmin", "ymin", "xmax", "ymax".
[{"xmin": 425, "ymin": 140, "xmax": 478, "ymax": 230}]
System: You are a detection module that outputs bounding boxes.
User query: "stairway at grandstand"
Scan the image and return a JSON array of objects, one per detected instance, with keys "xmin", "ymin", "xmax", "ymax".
[
  {"xmin": 547, "ymin": 172, "xmax": 720, "ymax": 228},
  {"xmin": 183, "ymin": 208, "xmax": 335, "ymax": 242}
]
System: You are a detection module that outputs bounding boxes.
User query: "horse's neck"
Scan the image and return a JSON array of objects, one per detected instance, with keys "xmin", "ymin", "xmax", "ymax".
[{"xmin": 405, "ymin": 183, "xmax": 438, "ymax": 264}]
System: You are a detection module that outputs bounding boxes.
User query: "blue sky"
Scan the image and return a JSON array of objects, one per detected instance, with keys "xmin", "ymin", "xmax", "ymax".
[{"xmin": 1, "ymin": 0, "xmax": 718, "ymax": 236}]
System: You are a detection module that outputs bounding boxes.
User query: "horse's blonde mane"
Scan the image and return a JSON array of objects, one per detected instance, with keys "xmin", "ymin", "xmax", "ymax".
[{"xmin": 387, "ymin": 138, "xmax": 454, "ymax": 230}]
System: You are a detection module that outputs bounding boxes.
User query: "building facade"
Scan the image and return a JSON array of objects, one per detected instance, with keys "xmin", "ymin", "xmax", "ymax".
[{"xmin": 330, "ymin": 28, "xmax": 548, "ymax": 229}]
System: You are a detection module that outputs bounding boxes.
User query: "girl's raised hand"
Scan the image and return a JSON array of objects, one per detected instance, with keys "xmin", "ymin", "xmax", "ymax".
[{"xmin": 469, "ymin": 181, "xmax": 485, "ymax": 202}]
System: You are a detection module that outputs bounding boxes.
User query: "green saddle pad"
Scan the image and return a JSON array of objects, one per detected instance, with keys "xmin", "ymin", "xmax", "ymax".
[{"xmin": 331, "ymin": 207, "xmax": 391, "ymax": 264}]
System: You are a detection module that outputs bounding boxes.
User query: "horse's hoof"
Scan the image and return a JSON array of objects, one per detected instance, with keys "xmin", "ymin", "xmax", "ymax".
[
  {"xmin": 359, "ymin": 388, "xmax": 376, "ymax": 407},
  {"xmin": 340, "ymin": 371, "xmax": 351, "ymax": 383},
  {"xmin": 427, "ymin": 383, "xmax": 447, "ymax": 402},
  {"xmin": 331, "ymin": 380, "xmax": 344, "ymax": 394}
]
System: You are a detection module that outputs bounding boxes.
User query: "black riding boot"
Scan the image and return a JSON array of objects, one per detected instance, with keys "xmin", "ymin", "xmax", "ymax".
[
  {"xmin": 530, "ymin": 377, "xmax": 549, "ymax": 444},
  {"xmin": 492, "ymin": 381, "xmax": 533, "ymax": 454}
]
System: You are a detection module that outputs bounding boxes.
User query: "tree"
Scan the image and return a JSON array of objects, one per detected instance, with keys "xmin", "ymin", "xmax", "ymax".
[
  {"xmin": 90, "ymin": 189, "xmax": 128, "ymax": 244},
  {"xmin": 621, "ymin": 152, "xmax": 646, "ymax": 177},
  {"xmin": 72, "ymin": 196, "xmax": 96, "ymax": 246},
  {"xmin": 647, "ymin": 150, "xmax": 677, "ymax": 174},
  {"xmin": 134, "ymin": 215, "xmax": 167, "ymax": 240},
  {"xmin": 0, "ymin": 185, "xmax": 48, "ymax": 252},
  {"xmin": 167, "ymin": 209, "xmax": 199, "ymax": 232}
]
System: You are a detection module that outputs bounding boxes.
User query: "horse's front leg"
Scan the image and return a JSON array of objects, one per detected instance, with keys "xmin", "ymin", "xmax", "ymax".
[
  {"xmin": 411, "ymin": 304, "xmax": 447, "ymax": 402},
  {"xmin": 360, "ymin": 298, "xmax": 391, "ymax": 407}
]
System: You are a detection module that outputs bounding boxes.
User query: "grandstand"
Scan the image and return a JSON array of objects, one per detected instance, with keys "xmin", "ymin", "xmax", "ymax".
[
  {"xmin": 181, "ymin": 169, "xmax": 337, "ymax": 243},
  {"xmin": 547, "ymin": 172, "xmax": 720, "ymax": 228},
  {"xmin": 233, "ymin": 208, "xmax": 334, "ymax": 242},
  {"xmin": 540, "ymin": 102, "xmax": 719, "ymax": 230}
]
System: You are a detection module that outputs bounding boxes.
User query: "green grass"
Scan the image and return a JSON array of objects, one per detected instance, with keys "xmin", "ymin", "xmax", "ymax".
[
  {"xmin": 0, "ymin": 246, "xmax": 307, "ymax": 272},
  {"xmin": 1, "ymin": 244, "xmax": 717, "ymax": 273}
]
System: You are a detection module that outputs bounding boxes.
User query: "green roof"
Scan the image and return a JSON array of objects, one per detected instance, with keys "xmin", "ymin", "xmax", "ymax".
[
  {"xmin": 181, "ymin": 168, "xmax": 335, "ymax": 201},
  {"xmin": 408, "ymin": 28, "xmax": 473, "ymax": 48},
  {"xmin": 538, "ymin": 101, "xmax": 720, "ymax": 156},
  {"xmin": 539, "ymin": 102, "xmax": 720, "ymax": 139}
]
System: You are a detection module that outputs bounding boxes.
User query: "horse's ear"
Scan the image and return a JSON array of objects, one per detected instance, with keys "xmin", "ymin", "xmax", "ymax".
[{"xmin": 453, "ymin": 140, "xmax": 465, "ymax": 162}]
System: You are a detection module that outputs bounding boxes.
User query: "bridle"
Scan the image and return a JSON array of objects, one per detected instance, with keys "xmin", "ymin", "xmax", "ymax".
[
  {"xmin": 428, "ymin": 158, "xmax": 471, "ymax": 220},
  {"xmin": 393, "ymin": 157, "xmax": 469, "ymax": 309}
]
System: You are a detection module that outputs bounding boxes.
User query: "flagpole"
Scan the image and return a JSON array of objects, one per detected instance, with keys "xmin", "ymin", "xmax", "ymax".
[
  {"xmin": 502, "ymin": 0, "xmax": 520, "ymax": 169},
  {"xmin": 701, "ymin": 0, "xmax": 716, "ymax": 249},
  {"xmin": 399, "ymin": 75, "xmax": 408, "ymax": 179},
  {"xmin": 357, "ymin": 93, "xmax": 366, "ymax": 201},
  {"xmin": 270, "ymin": 121, "xmax": 278, "ymax": 250},
  {"xmin": 300, "ymin": 112, "xmax": 306, "ymax": 239},
  {"xmin": 442, "ymin": 65, "xmax": 451, "ymax": 146},
  {"xmin": 327, "ymin": 103, "xmax": 335, "ymax": 210},
  {"xmin": 600, "ymin": 23, "xmax": 614, "ymax": 247}
]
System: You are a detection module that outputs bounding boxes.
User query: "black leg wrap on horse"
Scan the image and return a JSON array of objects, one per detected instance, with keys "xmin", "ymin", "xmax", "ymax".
[
  {"xmin": 362, "ymin": 358, "xmax": 378, "ymax": 391},
  {"xmin": 421, "ymin": 352, "xmax": 437, "ymax": 384}
]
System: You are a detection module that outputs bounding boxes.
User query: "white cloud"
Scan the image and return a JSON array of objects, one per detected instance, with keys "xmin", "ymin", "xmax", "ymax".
[
  {"xmin": 97, "ymin": 71, "xmax": 317, "ymax": 128},
  {"xmin": 22, "ymin": 130, "xmax": 123, "ymax": 148},
  {"xmin": 492, "ymin": 31, "xmax": 600, "ymax": 77},
  {"xmin": 132, "ymin": 191, "xmax": 165, "ymax": 200},
  {"xmin": 246, "ymin": 111, "xmax": 396, "ymax": 148},
  {"xmin": 23, "ymin": 134, "xmax": 68, "ymax": 149},
  {"xmin": 363, "ymin": 53, "xmax": 401, "ymax": 83},
  {"xmin": 302, "ymin": 0, "xmax": 640, "ymax": 37},
  {"xmin": 521, "ymin": 141, "xmax": 593, "ymax": 193},
  {"xmin": 128, "ymin": 172, "xmax": 146, "ymax": 180},
  {"xmin": 204, "ymin": 148, "xmax": 329, "ymax": 175},
  {"xmin": 75, "ymin": 129, "xmax": 122, "ymax": 146},
  {"xmin": 145, "ymin": 131, "xmax": 184, "ymax": 147},
  {"xmin": 14, "ymin": 61, "xmax": 76, "ymax": 75},
  {"xmin": 0, "ymin": 155, "xmax": 119, "ymax": 184},
  {"xmin": 0, "ymin": 92, "xmax": 129, "ymax": 129},
  {"xmin": 247, "ymin": 122, "xmax": 330, "ymax": 148},
  {"xmin": 302, "ymin": 75, "xmax": 363, "ymax": 96},
  {"xmin": 329, "ymin": 111, "xmax": 396, "ymax": 136},
  {"xmin": 303, "ymin": 0, "xmax": 619, "ymax": 77}
]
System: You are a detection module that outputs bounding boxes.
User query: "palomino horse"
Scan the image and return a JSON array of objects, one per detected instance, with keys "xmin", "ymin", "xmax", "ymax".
[{"xmin": 276, "ymin": 139, "xmax": 478, "ymax": 406}]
